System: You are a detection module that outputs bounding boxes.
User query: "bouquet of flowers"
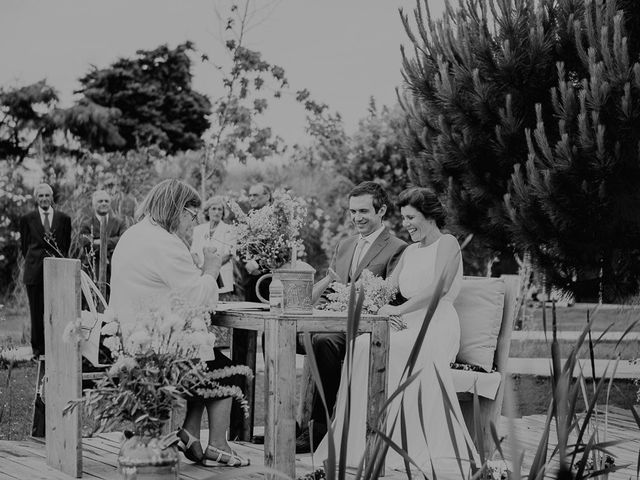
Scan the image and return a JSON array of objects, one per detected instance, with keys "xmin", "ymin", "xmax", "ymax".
[
  {"xmin": 318, "ymin": 269, "xmax": 398, "ymax": 314},
  {"xmin": 65, "ymin": 296, "xmax": 252, "ymax": 436},
  {"xmin": 228, "ymin": 190, "xmax": 307, "ymax": 272}
]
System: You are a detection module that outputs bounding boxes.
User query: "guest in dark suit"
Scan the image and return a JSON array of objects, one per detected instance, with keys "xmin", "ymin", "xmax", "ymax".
[
  {"xmin": 20, "ymin": 183, "xmax": 72, "ymax": 358},
  {"xmin": 80, "ymin": 190, "xmax": 126, "ymax": 298},
  {"xmin": 236, "ymin": 183, "xmax": 273, "ymax": 302},
  {"xmin": 295, "ymin": 181, "xmax": 407, "ymax": 452}
]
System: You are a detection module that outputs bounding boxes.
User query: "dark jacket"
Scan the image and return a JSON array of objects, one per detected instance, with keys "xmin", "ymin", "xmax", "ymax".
[
  {"xmin": 20, "ymin": 209, "xmax": 72, "ymax": 285},
  {"xmin": 330, "ymin": 227, "xmax": 407, "ymax": 283}
]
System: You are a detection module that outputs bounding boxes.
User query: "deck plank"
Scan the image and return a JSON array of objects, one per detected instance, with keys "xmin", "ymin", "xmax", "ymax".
[{"xmin": 0, "ymin": 411, "xmax": 637, "ymax": 480}]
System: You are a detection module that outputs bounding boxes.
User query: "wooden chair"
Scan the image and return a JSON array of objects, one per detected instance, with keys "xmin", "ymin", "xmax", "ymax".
[
  {"xmin": 455, "ymin": 274, "xmax": 519, "ymax": 457},
  {"xmin": 296, "ymin": 274, "xmax": 520, "ymax": 459}
]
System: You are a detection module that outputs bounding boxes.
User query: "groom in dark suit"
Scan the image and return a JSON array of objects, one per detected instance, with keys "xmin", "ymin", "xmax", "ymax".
[
  {"xmin": 296, "ymin": 181, "xmax": 407, "ymax": 452},
  {"xmin": 20, "ymin": 183, "xmax": 72, "ymax": 358}
]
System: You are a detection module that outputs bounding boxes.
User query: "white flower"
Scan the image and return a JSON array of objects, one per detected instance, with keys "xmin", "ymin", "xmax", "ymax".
[
  {"xmin": 190, "ymin": 316, "xmax": 208, "ymax": 333},
  {"xmin": 108, "ymin": 356, "xmax": 137, "ymax": 376},
  {"xmin": 159, "ymin": 313, "xmax": 185, "ymax": 334},
  {"xmin": 126, "ymin": 330, "xmax": 152, "ymax": 352},
  {"xmin": 103, "ymin": 336, "xmax": 122, "ymax": 357},
  {"xmin": 101, "ymin": 321, "xmax": 119, "ymax": 336}
]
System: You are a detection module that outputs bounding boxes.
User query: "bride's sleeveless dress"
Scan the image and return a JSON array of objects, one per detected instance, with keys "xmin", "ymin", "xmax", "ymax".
[{"xmin": 315, "ymin": 236, "xmax": 478, "ymax": 476}]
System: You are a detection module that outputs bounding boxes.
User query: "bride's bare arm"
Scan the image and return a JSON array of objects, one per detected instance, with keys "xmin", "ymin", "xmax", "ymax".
[{"xmin": 378, "ymin": 235, "xmax": 461, "ymax": 317}]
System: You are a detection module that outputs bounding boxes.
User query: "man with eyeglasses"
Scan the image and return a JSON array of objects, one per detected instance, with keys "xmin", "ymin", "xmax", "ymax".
[{"xmin": 238, "ymin": 183, "xmax": 273, "ymax": 302}]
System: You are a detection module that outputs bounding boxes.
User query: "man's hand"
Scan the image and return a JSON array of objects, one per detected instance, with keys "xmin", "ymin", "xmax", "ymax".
[
  {"xmin": 245, "ymin": 259, "xmax": 260, "ymax": 275},
  {"xmin": 202, "ymin": 246, "xmax": 222, "ymax": 278}
]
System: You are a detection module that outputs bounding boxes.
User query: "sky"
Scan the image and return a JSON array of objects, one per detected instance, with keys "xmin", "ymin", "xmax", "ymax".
[{"xmin": 0, "ymin": 0, "xmax": 446, "ymax": 145}]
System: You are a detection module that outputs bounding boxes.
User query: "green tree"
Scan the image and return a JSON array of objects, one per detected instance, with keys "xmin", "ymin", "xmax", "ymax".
[
  {"xmin": 341, "ymin": 99, "xmax": 411, "ymax": 235},
  {"xmin": 400, "ymin": 0, "xmax": 573, "ymax": 274},
  {"xmin": 199, "ymin": 0, "xmax": 290, "ymax": 200},
  {"xmin": 74, "ymin": 42, "xmax": 211, "ymax": 154},
  {"xmin": 0, "ymin": 80, "xmax": 60, "ymax": 165},
  {"xmin": 507, "ymin": 3, "xmax": 640, "ymax": 301},
  {"xmin": 401, "ymin": 0, "xmax": 640, "ymax": 299}
]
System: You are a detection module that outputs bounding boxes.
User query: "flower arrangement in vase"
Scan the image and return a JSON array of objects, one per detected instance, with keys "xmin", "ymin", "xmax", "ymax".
[{"xmin": 228, "ymin": 189, "xmax": 307, "ymax": 272}]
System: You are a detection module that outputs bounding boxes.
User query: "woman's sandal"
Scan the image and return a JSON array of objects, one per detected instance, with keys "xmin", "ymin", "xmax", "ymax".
[
  {"xmin": 175, "ymin": 429, "xmax": 203, "ymax": 463},
  {"xmin": 202, "ymin": 445, "xmax": 250, "ymax": 467}
]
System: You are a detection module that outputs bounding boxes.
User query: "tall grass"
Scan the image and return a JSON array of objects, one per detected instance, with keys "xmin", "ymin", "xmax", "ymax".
[{"xmin": 301, "ymin": 276, "xmax": 640, "ymax": 480}]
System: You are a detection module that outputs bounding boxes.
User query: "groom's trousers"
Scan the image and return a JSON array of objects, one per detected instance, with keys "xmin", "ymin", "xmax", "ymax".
[{"xmin": 296, "ymin": 331, "xmax": 346, "ymax": 428}]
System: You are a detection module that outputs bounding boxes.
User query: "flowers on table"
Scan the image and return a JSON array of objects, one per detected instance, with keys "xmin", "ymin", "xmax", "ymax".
[
  {"xmin": 228, "ymin": 189, "xmax": 307, "ymax": 271},
  {"xmin": 64, "ymin": 296, "xmax": 252, "ymax": 437},
  {"xmin": 317, "ymin": 269, "xmax": 398, "ymax": 315}
]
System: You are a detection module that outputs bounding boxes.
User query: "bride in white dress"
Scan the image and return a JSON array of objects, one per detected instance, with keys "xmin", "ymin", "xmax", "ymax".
[{"xmin": 315, "ymin": 187, "xmax": 478, "ymax": 477}]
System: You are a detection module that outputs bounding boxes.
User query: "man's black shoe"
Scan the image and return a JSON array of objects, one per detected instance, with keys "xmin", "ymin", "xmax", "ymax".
[
  {"xmin": 295, "ymin": 430, "xmax": 312, "ymax": 454},
  {"xmin": 295, "ymin": 423, "xmax": 327, "ymax": 454}
]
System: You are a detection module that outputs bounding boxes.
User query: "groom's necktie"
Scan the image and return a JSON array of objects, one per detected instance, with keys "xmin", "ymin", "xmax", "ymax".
[
  {"xmin": 350, "ymin": 237, "xmax": 368, "ymax": 279},
  {"xmin": 43, "ymin": 212, "xmax": 51, "ymax": 234}
]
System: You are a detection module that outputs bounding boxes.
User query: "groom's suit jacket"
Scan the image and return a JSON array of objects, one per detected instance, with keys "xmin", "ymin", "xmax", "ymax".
[{"xmin": 329, "ymin": 227, "xmax": 407, "ymax": 284}]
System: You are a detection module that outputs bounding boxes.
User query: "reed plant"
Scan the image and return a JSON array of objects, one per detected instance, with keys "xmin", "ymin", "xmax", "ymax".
[{"xmin": 300, "ymin": 273, "xmax": 639, "ymax": 480}]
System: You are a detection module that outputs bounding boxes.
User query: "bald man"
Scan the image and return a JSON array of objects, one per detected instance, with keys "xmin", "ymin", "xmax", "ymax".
[
  {"xmin": 80, "ymin": 190, "xmax": 126, "ymax": 297},
  {"xmin": 20, "ymin": 183, "xmax": 72, "ymax": 358}
]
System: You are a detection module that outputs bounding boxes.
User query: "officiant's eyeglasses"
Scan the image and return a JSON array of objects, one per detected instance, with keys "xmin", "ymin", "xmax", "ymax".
[{"xmin": 183, "ymin": 207, "xmax": 198, "ymax": 222}]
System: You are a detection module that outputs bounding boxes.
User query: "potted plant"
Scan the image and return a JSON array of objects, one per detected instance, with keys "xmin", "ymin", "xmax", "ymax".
[{"xmin": 65, "ymin": 296, "xmax": 252, "ymax": 479}]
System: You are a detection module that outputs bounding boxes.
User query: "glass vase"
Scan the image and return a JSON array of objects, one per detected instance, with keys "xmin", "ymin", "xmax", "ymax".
[{"xmin": 118, "ymin": 434, "xmax": 179, "ymax": 479}]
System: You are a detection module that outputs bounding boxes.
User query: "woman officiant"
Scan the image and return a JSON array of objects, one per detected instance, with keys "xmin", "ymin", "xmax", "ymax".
[{"xmin": 109, "ymin": 179, "xmax": 249, "ymax": 467}]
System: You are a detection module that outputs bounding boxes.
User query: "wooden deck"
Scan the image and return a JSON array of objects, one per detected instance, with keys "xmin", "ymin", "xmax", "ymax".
[{"xmin": 0, "ymin": 407, "xmax": 638, "ymax": 480}]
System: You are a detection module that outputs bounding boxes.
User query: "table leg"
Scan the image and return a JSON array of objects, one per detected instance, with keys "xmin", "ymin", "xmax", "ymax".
[
  {"xmin": 366, "ymin": 320, "xmax": 389, "ymax": 476},
  {"xmin": 230, "ymin": 328, "xmax": 257, "ymax": 441},
  {"xmin": 264, "ymin": 317, "xmax": 296, "ymax": 479}
]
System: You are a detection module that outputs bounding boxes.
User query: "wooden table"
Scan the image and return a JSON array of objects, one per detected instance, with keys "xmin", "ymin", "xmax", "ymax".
[{"xmin": 212, "ymin": 308, "xmax": 390, "ymax": 479}]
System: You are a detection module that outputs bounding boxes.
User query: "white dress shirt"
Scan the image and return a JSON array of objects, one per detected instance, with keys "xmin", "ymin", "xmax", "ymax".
[
  {"xmin": 38, "ymin": 207, "xmax": 54, "ymax": 230},
  {"xmin": 350, "ymin": 224, "xmax": 385, "ymax": 277}
]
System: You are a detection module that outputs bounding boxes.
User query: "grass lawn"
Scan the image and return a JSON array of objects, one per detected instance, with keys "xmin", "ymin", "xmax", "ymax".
[
  {"xmin": 522, "ymin": 302, "xmax": 640, "ymax": 331},
  {"xmin": 0, "ymin": 363, "xmax": 37, "ymax": 440}
]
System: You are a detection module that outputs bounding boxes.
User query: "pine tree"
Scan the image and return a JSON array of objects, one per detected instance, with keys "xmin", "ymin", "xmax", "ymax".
[
  {"xmin": 400, "ymin": 0, "xmax": 580, "ymax": 272},
  {"xmin": 507, "ymin": 1, "xmax": 640, "ymax": 301},
  {"xmin": 400, "ymin": 0, "xmax": 640, "ymax": 299}
]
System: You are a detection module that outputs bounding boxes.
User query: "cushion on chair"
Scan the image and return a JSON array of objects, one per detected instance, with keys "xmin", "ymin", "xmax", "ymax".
[
  {"xmin": 454, "ymin": 277, "xmax": 506, "ymax": 372},
  {"xmin": 451, "ymin": 369, "xmax": 502, "ymax": 400}
]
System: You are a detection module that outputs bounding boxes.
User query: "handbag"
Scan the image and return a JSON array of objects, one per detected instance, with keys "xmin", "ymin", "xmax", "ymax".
[{"xmin": 79, "ymin": 270, "xmax": 110, "ymax": 367}]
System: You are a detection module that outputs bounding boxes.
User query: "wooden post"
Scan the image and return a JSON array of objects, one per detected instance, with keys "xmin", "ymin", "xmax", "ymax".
[
  {"xmin": 98, "ymin": 216, "xmax": 108, "ymax": 303},
  {"xmin": 366, "ymin": 318, "xmax": 389, "ymax": 476},
  {"xmin": 264, "ymin": 316, "xmax": 296, "ymax": 480},
  {"xmin": 230, "ymin": 328, "xmax": 257, "ymax": 441},
  {"xmin": 44, "ymin": 258, "xmax": 82, "ymax": 478}
]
